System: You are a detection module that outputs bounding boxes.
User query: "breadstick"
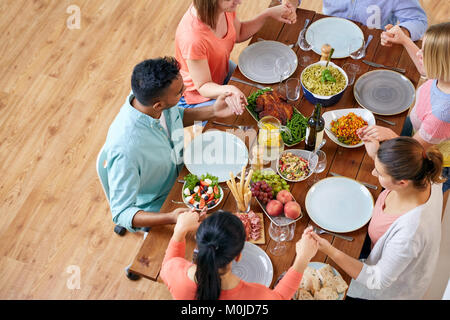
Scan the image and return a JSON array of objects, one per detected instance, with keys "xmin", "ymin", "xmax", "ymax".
[
  {"xmin": 244, "ymin": 191, "xmax": 252, "ymax": 211},
  {"xmin": 227, "ymin": 180, "xmax": 244, "ymax": 211},
  {"xmin": 244, "ymin": 169, "xmax": 253, "ymax": 192},
  {"xmin": 239, "ymin": 166, "xmax": 246, "ymax": 200}
]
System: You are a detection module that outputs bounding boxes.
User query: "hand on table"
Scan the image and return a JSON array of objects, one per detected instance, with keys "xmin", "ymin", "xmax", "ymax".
[
  {"xmin": 218, "ymin": 85, "xmax": 247, "ymax": 116},
  {"xmin": 381, "ymin": 24, "xmax": 409, "ymax": 47}
]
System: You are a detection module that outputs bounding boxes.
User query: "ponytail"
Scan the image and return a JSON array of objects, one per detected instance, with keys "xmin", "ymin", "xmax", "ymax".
[
  {"xmin": 194, "ymin": 211, "xmax": 246, "ymax": 300},
  {"xmin": 195, "ymin": 242, "xmax": 221, "ymax": 300},
  {"xmin": 377, "ymin": 137, "xmax": 445, "ymax": 189}
]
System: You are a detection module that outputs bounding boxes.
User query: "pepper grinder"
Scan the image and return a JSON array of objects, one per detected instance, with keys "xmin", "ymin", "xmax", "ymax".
[{"xmin": 320, "ymin": 44, "xmax": 332, "ymax": 61}]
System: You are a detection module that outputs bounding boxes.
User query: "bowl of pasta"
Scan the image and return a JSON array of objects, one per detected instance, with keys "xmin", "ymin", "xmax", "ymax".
[{"xmin": 300, "ymin": 61, "xmax": 348, "ymax": 107}]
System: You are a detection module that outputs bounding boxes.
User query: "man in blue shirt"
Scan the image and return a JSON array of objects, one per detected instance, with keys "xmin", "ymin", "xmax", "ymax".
[
  {"xmin": 103, "ymin": 57, "xmax": 240, "ymax": 232},
  {"xmin": 284, "ymin": 0, "xmax": 427, "ymax": 41}
]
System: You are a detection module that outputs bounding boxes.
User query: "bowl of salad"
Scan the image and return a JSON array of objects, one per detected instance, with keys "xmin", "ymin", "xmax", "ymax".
[
  {"xmin": 276, "ymin": 149, "xmax": 314, "ymax": 182},
  {"xmin": 182, "ymin": 173, "xmax": 224, "ymax": 211},
  {"xmin": 323, "ymin": 108, "xmax": 375, "ymax": 148}
]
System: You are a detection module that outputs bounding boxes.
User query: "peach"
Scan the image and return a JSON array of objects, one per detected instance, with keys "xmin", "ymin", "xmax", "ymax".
[
  {"xmin": 266, "ymin": 200, "xmax": 283, "ymax": 217},
  {"xmin": 276, "ymin": 190, "xmax": 293, "ymax": 204},
  {"xmin": 284, "ymin": 201, "xmax": 301, "ymax": 220}
]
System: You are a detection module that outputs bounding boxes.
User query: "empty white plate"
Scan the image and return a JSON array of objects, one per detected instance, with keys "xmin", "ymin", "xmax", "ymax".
[
  {"xmin": 354, "ymin": 70, "xmax": 416, "ymax": 115},
  {"xmin": 238, "ymin": 41, "xmax": 298, "ymax": 84},
  {"xmin": 232, "ymin": 242, "xmax": 273, "ymax": 287},
  {"xmin": 306, "ymin": 17, "xmax": 364, "ymax": 59},
  {"xmin": 183, "ymin": 130, "xmax": 248, "ymax": 183},
  {"xmin": 305, "ymin": 177, "xmax": 374, "ymax": 233}
]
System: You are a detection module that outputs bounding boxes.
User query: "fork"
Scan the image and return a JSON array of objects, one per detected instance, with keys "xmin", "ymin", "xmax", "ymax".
[
  {"xmin": 212, "ymin": 121, "xmax": 253, "ymax": 131},
  {"xmin": 313, "ymin": 226, "xmax": 354, "ymax": 241},
  {"xmin": 375, "ymin": 116, "xmax": 396, "ymax": 126}
]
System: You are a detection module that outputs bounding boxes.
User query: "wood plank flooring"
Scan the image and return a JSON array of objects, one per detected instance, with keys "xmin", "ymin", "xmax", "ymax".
[{"xmin": 0, "ymin": 0, "xmax": 448, "ymax": 299}]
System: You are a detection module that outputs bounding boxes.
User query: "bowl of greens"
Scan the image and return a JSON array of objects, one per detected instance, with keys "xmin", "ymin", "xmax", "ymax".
[{"xmin": 182, "ymin": 173, "xmax": 224, "ymax": 211}]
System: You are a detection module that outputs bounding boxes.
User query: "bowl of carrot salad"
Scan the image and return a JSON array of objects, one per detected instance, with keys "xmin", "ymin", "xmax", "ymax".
[{"xmin": 323, "ymin": 108, "xmax": 376, "ymax": 148}]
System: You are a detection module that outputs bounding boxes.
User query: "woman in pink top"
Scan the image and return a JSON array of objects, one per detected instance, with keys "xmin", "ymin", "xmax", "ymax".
[
  {"xmin": 361, "ymin": 22, "xmax": 450, "ymax": 203},
  {"xmin": 160, "ymin": 210, "xmax": 318, "ymax": 300},
  {"xmin": 175, "ymin": 0, "xmax": 296, "ymax": 113}
]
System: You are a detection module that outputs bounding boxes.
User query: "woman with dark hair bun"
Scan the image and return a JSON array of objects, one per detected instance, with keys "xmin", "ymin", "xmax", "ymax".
[
  {"xmin": 161, "ymin": 210, "xmax": 318, "ymax": 300},
  {"xmin": 308, "ymin": 137, "xmax": 445, "ymax": 300}
]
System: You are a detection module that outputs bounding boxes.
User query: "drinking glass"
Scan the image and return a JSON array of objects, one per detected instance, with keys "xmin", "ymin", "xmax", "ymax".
[
  {"xmin": 287, "ymin": 221, "xmax": 296, "ymax": 241},
  {"xmin": 298, "ymin": 29, "xmax": 314, "ymax": 51},
  {"xmin": 342, "ymin": 63, "xmax": 360, "ymax": 86},
  {"xmin": 307, "ymin": 150, "xmax": 327, "ymax": 185},
  {"xmin": 285, "ymin": 78, "xmax": 301, "ymax": 102},
  {"xmin": 348, "ymin": 37, "xmax": 365, "ymax": 60},
  {"xmin": 275, "ymin": 57, "xmax": 291, "ymax": 96},
  {"xmin": 269, "ymin": 220, "xmax": 290, "ymax": 256}
]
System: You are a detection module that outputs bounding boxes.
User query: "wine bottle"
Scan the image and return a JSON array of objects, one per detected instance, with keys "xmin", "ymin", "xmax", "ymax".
[{"xmin": 305, "ymin": 103, "xmax": 325, "ymax": 151}]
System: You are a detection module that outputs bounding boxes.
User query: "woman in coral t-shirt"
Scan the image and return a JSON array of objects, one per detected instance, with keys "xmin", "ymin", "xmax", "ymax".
[
  {"xmin": 160, "ymin": 210, "xmax": 318, "ymax": 300},
  {"xmin": 175, "ymin": 0, "xmax": 296, "ymax": 114}
]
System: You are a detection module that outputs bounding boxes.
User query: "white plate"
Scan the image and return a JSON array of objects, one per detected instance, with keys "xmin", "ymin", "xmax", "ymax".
[
  {"xmin": 276, "ymin": 149, "xmax": 315, "ymax": 182},
  {"xmin": 306, "ymin": 17, "xmax": 364, "ymax": 59},
  {"xmin": 238, "ymin": 41, "xmax": 298, "ymax": 84},
  {"xmin": 231, "ymin": 242, "xmax": 273, "ymax": 287},
  {"xmin": 308, "ymin": 262, "xmax": 345, "ymax": 300},
  {"xmin": 184, "ymin": 130, "xmax": 248, "ymax": 183},
  {"xmin": 323, "ymin": 108, "xmax": 375, "ymax": 148},
  {"xmin": 305, "ymin": 177, "xmax": 374, "ymax": 233}
]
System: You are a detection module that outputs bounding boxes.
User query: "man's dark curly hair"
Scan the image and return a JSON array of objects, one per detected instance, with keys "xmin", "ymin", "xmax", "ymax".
[{"xmin": 131, "ymin": 56, "xmax": 180, "ymax": 106}]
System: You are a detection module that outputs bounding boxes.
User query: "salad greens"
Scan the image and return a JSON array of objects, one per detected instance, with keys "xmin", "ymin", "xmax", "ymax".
[{"xmin": 184, "ymin": 173, "xmax": 199, "ymax": 191}]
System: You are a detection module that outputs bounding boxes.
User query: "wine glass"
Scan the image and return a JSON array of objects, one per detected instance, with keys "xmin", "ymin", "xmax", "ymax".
[
  {"xmin": 285, "ymin": 78, "xmax": 301, "ymax": 102},
  {"xmin": 269, "ymin": 220, "xmax": 290, "ymax": 256},
  {"xmin": 307, "ymin": 150, "xmax": 327, "ymax": 185},
  {"xmin": 348, "ymin": 37, "xmax": 366, "ymax": 60},
  {"xmin": 275, "ymin": 57, "xmax": 291, "ymax": 96},
  {"xmin": 298, "ymin": 29, "xmax": 314, "ymax": 51}
]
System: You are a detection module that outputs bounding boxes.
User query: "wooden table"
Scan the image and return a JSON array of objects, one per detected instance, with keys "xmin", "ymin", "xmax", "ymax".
[{"xmin": 129, "ymin": 4, "xmax": 421, "ymax": 291}]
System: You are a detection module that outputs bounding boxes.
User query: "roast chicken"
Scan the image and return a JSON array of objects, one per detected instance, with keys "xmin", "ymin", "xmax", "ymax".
[{"xmin": 254, "ymin": 91, "xmax": 293, "ymax": 125}]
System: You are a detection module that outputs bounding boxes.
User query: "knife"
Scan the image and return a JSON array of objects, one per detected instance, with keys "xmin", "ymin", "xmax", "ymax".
[
  {"xmin": 230, "ymin": 77, "xmax": 267, "ymax": 90},
  {"xmin": 330, "ymin": 172, "xmax": 378, "ymax": 190},
  {"xmin": 362, "ymin": 60, "xmax": 406, "ymax": 74}
]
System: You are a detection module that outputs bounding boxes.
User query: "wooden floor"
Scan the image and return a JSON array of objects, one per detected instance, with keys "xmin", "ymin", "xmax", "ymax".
[{"xmin": 0, "ymin": 0, "xmax": 448, "ymax": 299}]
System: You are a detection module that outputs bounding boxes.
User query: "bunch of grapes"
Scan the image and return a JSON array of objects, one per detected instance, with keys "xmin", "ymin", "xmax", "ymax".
[
  {"xmin": 252, "ymin": 170, "xmax": 290, "ymax": 195},
  {"xmin": 251, "ymin": 181, "xmax": 273, "ymax": 205}
]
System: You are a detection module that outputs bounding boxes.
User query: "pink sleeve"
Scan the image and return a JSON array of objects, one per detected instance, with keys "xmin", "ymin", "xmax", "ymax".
[
  {"xmin": 160, "ymin": 238, "xmax": 188, "ymax": 283},
  {"xmin": 272, "ymin": 267, "xmax": 303, "ymax": 300},
  {"xmin": 417, "ymin": 114, "xmax": 450, "ymax": 144}
]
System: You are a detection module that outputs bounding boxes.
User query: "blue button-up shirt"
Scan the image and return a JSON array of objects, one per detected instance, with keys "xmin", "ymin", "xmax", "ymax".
[
  {"xmin": 322, "ymin": 0, "xmax": 427, "ymax": 41},
  {"xmin": 103, "ymin": 93, "xmax": 185, "ymax": 232}
]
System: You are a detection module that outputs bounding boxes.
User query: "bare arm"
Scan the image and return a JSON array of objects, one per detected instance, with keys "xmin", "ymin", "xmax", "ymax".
[
  {"xmin": 234, "ymin": 4, "xmax": 295, "ymax": 43},
  {"xmin": 186, "ymin": 59, "xmax": 247, "ymax": 114}
]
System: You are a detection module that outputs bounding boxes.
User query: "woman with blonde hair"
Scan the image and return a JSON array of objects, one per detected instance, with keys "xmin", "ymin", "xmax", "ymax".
[
  {"xmin": 360, "ymin": 22, "xmax": 450, "ymax": 201},
  {"xmin": 175, "ymin": 0, "xmax": 296, "ymax": 114},
  {"xmin": 309, "ymin": 137, "xmax": 445, "ymax": 300}
]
